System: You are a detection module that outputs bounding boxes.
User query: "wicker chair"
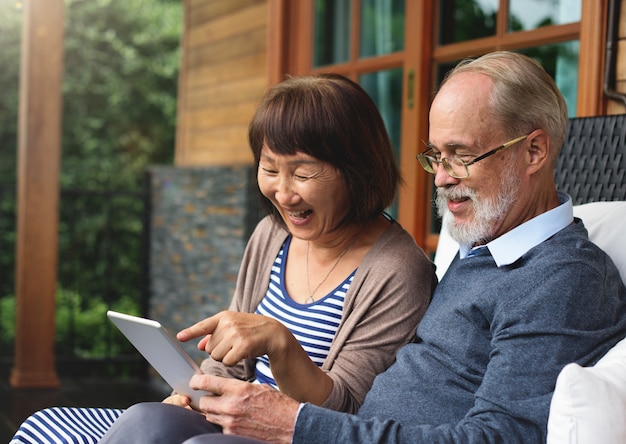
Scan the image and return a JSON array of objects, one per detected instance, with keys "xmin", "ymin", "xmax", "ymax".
[{"xmin": 556, "ymin": 113, "xmax": 626, "ymax": 204}]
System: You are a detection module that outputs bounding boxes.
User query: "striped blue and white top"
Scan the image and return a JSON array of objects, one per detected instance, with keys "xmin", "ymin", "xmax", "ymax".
[
  {"xmin": 10, "ymin": 236, "xmax": 356, "ymax": 444},
  {"xmin": 254, "ymin": 236, "xmax": 355, "ymax": 387}
]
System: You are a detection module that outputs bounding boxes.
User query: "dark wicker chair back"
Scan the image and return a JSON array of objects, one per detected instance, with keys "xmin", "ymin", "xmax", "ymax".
[{"xmin": 556, "ymin": 114, "xmax": 626, "ymax": 204}]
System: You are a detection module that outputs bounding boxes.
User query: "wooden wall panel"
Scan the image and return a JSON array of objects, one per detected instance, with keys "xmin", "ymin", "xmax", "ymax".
[
  {"xmin": 187, "ymin": 28, "xmax": 267, "ymax": 68},
  {"xmin": 577, "ymin": 0, "xmax": 606, "ymax": 115},
  {"xmin": 186, "ymin": 54, "xmax": 266, "ymax": 90},
  {"xmin": 609, "ymin": 0, "xmax": 626, "ymax": 114},
  {"xmin": 616, "ymin": 40, "xmax": 626, "ymax": 80},
  {"xmin": 185, "ymin": 102, "xmax": 259, "ymax": 129},
  {"xmin": 176, "ymin": 0, "xmax": 269, "ymax": 166},
  {"xmin": 619, "ymin": 0, "xmax": 626, "ymax": 44},
  {"xmin": 185, "ymin": 125, "xmax": 253, "ymax": 164},
  {"xmin": 185, "ymin": 76, "xmax": 267, "ymax": 109},
  {"xmin": 188, "ymin": 0, "xmax": 264, "ymax": 27},
  {"xmin": 188, "ymin": 2, "xmax": 267, "ymax": 47}
]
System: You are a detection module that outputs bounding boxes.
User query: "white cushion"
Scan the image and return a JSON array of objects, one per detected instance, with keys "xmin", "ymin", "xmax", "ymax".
[
  {"xmin": 433, "ymin": 211, "xmax": 457, "ymax": 281},
  {"xmin": 572, "ymin": 201, "xmax": 626, "ymax": 284},
  {"xmin": 434, "ymin": 201, "xmax": 626, "ymax": 283},
  {"xmin": 547, "ymin": 337, "xmax": 626, "ymax": 444}
]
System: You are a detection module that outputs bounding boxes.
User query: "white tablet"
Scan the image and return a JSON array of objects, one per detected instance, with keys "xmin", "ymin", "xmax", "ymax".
[{"xmin": 107, "ymin": 310, "xmax": 211, "ymax": 408}]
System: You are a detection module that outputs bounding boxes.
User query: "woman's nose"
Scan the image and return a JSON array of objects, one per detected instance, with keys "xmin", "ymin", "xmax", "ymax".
[{"xmin": 275, "ymin": 177, "xmax": 299, "ymax": 205}]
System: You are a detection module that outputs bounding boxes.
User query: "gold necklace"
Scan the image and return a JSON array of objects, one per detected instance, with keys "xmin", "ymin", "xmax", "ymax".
[{"xmin": 305, "ymin": 240, "xmax": 354, "ymax": 304}]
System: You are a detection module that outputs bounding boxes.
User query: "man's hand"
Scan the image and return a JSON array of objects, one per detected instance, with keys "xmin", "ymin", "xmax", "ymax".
[{"xmin": 191, "ymin": 374, "xmax": 299, "ymax": 444}]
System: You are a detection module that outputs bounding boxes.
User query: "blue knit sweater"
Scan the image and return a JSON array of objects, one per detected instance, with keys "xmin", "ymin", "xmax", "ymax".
[{"xmin": 294, "ymin": 220, "xmax": 626, "ymax": 443}]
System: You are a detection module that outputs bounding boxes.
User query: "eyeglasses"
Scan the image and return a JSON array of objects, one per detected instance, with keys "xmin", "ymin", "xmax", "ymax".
[{"xmin": 416, "ymin": 134, "xmax": 529, "ymax": 179}]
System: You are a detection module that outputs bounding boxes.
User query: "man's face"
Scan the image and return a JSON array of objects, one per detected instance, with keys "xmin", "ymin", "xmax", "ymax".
[{"xmin": 428, "ymin": 73, "xmax": 524, "ymax": 246}]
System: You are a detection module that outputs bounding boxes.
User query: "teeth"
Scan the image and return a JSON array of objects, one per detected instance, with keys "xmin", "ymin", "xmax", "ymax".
[{"xmin": 289, "ymin": 210, "xmax": 310, "ymax": 219}]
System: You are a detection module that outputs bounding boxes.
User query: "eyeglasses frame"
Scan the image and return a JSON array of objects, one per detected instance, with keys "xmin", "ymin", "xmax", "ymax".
[{"xmin": 416, "ymin": 134, "xmax": 530, "ymax": 179}]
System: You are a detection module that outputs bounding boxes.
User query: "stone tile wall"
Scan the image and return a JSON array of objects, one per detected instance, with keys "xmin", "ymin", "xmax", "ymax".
[{"xmin": 147, "ymin": 166, "xmax": 262, "ymax": 362}]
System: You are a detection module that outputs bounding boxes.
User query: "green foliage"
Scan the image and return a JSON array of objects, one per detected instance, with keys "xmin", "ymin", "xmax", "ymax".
[
  {"xmin": 0, "ymin": 186, "xmax": 16, "ymax": 299},
  {"xmin": 0, "ymin": 1, "xmax": 21, "ymax": 184},
  {"xmin": 0, "ymin": 0, "xmax": 182, "ymax": 370},
  {"xmin": 0, "ymin": 294, "xmax": 16, "ymax": 350},
  {"xmin": 0, "ymin": 289, "xmax": 140, "ymax": 358},
  {"xmin": 439, "ymin": 0, "xmax": 497, "ymax": 44},
  {"xmin": 0, "ymin": 2, "xmax": 19, "ymax": 302},
  {"xmin": 56, "ymin": 288, "xmax": 140, "ymax": 358},
  {"xmin": 56, "ymin": 190, "xmax": 147, "ymax": 313},
  {"xmin": 61, "ymin": 0, "xmax": 181, "ymax": 190},
  {"xmin": 0, "ymin": 0, "xmax": 181, "ymax": 188}
]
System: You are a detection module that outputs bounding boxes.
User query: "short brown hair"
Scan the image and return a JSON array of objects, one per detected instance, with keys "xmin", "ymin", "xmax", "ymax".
[{"xmin": 249, "ymin": 73, "xmax": 401, "ymax": 226}]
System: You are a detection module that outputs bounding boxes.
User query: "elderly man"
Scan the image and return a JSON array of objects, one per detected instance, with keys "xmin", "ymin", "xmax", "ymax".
[{"xmin": 100, "ymin": 51, "xmax": 626, "ymax": 444}]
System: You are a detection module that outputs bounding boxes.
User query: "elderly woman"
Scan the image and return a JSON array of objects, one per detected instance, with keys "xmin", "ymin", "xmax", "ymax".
[{"xmin": 11, "ymin": 74, "xmax": 436, "ymax": 444}]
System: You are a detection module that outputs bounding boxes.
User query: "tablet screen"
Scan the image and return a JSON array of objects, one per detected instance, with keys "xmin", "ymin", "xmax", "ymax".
[{"xmin": 107, "ymin": 310, "xmax": 211, "ymax": 408}]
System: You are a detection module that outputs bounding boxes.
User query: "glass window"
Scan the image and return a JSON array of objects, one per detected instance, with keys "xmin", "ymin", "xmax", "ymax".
[
  {"xmin": 439, "ymin": 0, "xmax": 582, "ymax": 44},
  {"xmin": 509, "ymin": 0, "xmax": 582, "ymax": 32},
  {"xmin": 520, "ymin": 41, "xmax": 580, "ymax": 118},
  {"xmin": 436, "ymin": 42, "xmax": 579, "ymax": 119},
  {"xmin": 439, "ymin": 0, "xmax": 498, "ymax": 45},
  {"xmin": 359, "ymin": 0, "xmax": 405, "ymax": 58},
  {"xmin": 359, "ymin": 68, "xmax": 403, "ymax": 217},
  {"xmin": 304, "ymin": 0, "xmax": 588, "ymax": 249},
  {"xmin": 313, "ymin": 0, "xmax": 351, "ymax": 67}
]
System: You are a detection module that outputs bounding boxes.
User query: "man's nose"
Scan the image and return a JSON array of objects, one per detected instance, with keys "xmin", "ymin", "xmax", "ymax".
[{"xmin": 434, "ymin": 164, "xmax": 460, "ymax": 188}]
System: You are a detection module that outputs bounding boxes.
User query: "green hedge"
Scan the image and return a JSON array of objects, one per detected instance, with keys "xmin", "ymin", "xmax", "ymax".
[{"xmin": 0, "ymin": 289, "xmax": 140, "ymax": 359}]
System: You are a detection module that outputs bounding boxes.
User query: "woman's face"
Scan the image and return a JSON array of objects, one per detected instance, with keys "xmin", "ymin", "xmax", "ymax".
[{"xmin": 257, "ymin": 145, "xmax": 351, "ymax": 242}]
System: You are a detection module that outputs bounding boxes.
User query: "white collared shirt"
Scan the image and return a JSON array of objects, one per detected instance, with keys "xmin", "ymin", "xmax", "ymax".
[{"xmin": 459, "ymin": 192, "xmax": 574, "ymax": 267}]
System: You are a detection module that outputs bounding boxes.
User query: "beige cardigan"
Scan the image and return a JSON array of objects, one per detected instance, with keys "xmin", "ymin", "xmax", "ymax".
[{"xmin": 201, "ymin": 215, "xmax": 436, "ymax": 413}]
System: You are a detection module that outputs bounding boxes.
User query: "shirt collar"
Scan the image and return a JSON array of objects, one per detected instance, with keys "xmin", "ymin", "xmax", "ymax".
[{"xmin": 459, "ymin": 192, "xmax": 573, "ymax": 267}]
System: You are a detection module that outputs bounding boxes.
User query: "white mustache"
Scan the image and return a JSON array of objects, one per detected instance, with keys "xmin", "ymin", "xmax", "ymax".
[{"xmin": 437, "ymin": 186, "xmax": 477, "ymax": 202}]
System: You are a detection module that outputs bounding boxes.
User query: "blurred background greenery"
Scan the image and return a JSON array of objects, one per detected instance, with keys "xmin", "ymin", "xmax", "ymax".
[{"xmin": 0, "ymin": 0, "xmax": 181, "ymax": 375}]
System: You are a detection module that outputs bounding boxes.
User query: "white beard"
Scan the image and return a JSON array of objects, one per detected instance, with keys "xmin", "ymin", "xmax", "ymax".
[{"xmin": 436, "ymin": 163, "xmax": 521, "ymax": 246}]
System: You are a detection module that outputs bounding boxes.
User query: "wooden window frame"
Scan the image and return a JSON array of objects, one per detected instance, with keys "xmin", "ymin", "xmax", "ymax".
[{"xmin": 268, "ymin": 0, "xmax": 608, "ymax": 254}]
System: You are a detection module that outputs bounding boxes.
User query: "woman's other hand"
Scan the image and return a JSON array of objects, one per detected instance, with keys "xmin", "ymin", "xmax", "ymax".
[{"xmin": 162, "ymin": 393, "xmax": 191, "ymax": 409}]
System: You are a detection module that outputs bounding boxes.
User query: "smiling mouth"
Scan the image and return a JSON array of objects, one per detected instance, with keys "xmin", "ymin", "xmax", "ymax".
[
  {"xmin": 450, "ymin": 196, "xmax": 470, "ymax": 203},
  {"xmin": 288, "ymin": 209, "xmax": 313, "ymax": 219}
]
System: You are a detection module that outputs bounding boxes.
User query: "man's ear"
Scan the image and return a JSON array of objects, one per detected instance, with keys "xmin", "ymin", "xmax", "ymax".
[{"xmin": 525, "ymin": 129, "xmax": 550, "ymax": 174}]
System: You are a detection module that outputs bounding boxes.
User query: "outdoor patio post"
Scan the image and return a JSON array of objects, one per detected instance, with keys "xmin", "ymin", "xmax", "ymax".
[{"xmin": 10, "ymin": 0, "xmax": 64, "ymax": 388}]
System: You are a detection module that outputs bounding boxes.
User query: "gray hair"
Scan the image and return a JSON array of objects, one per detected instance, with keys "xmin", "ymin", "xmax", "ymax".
[{"xmin": 441, "ymin": 51, "xmax": 569, "ymax": 160}]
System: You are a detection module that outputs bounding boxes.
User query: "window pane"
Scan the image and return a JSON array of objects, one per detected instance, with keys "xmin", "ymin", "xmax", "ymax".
[
  {"xmin": 436, "ymin": 43, "xmax": 579, "ymax": 120},
  {"xmin": 509, "ymin": 0, "xmax": 581, "ymax": 32},
  {"xmin": 519, "ymin": 41, "xmax": 579, "ymax": 118},
  {"xmin": 313, "ymin": 0, "xmax": 351, "ymax": 67},
  {"xmin": 439, "ymin": 0, "xmax": 498, "ymax": 45},
  {"xmin": 360, "ymin": 0, "xmax": 405, "ymax": 58},
  {"xmin": 359, "ymin": 68, "xmax": 403, "ymax": 217}
]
